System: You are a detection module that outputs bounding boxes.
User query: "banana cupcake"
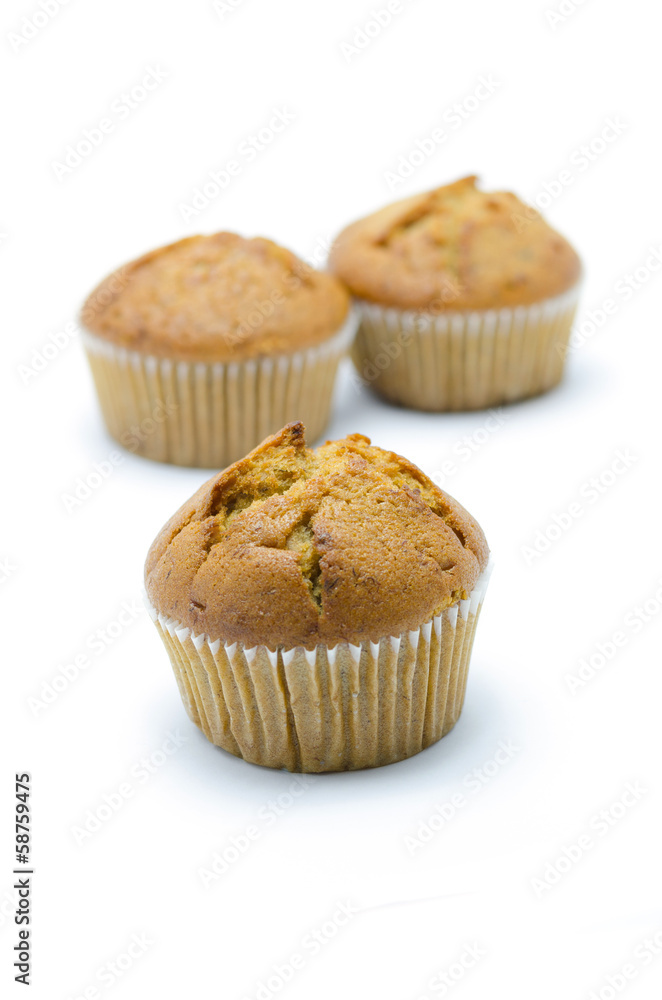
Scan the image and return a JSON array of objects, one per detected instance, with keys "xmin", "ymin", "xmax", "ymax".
[
  {"xmin": 82, "ymin": 233, "xmax": 355, "ymax": 467},
  {"xmin": 329, "ymin": 175, "xmax": 582, "ymax": 411},
  {"xmin": 144, "ymin": 422, "xmax": 491, "ymax": 772}
]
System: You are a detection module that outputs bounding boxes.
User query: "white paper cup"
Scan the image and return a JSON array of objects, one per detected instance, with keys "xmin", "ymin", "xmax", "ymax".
[
  {"xmin": 146, "ymin": 562, "xmax": 492, "ymax": 772},
  {"xmin": 353, "ymin": 283, "xmax": 581, "ymax": 411},
  {"xmin": 83, "ymin": 309, "xmax": 358, "ymax": 468}
]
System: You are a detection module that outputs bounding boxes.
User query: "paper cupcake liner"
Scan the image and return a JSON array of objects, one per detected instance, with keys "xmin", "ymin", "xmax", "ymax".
[
  {"xmin": 82, "ymin": 310, "xmax": 358, "ymax": 468},
  {"xmin": 145, "ymin": 562, "xmax": 492, "ymax": 772},
  {"xmin": 353, "ymin": 283, "xmax": 581, "ymax": 411}
]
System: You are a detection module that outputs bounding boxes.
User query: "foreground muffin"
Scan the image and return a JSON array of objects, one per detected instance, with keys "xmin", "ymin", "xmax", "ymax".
[
  {"xmin": 329, "ymin": 176, "xmax": 582, "ymax": 410},
  {"xmin": 144, "ymin": 422, "xmax": 491, "ymax": 772},
  {"xmin": 82, "ymin": 233, "xmax": 355, "ymax": 467}
]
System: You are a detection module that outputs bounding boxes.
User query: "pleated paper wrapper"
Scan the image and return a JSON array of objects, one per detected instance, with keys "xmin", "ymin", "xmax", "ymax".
[
  {"xmin": 353, "ymin": 283, "xmax": 581, "ymax": 411},
  {"xmin": 83, "ymin": 310, "xmax": 358, "ymax": 468},
  {"xmin": 146, "ymin": 563, "xmax": 492, "ymax": 773}
]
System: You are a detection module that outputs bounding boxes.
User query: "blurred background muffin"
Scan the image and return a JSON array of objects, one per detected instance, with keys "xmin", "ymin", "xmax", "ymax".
[
  {"xmin": 82, "ymin": 233, "xmax": 356, "ymax": 467},
  {"xmin": 329, "ymin": 175, "xmax": 582, "ymax": 411},
  {"xmin": 145, "ymin": 422, "xmax": 491, "ymax": 772}
]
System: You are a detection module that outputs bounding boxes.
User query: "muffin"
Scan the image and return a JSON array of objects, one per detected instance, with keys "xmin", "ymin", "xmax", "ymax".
[
  {"xmin": 329, "ymin": 175, "xmax": 582, "ymax": 410},
  {"xmin": 82, "ymin": 233, "xmax": 356, "ymax": 468},
  {"xmin": 144, "ymin": 422, "xmax": 491, "ymax": 772}
]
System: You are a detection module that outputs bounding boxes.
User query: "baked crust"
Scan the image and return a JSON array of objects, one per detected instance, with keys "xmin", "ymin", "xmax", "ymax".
[
  {"xmin": 82, "ymin": 233, "xmax": 350, "ymax": 361},
  {"xmin": 145, "ymin": 422, "xmax": 489, "ymax": 648},
  {"xmin": 329, "ymin": 175, "xmax": 581, "ymax": 310}
]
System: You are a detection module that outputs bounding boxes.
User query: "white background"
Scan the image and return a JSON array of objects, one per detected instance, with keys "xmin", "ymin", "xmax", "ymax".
[{"xmin": 2, "ymin": 0, "xmax": 661, "ymax": 997}]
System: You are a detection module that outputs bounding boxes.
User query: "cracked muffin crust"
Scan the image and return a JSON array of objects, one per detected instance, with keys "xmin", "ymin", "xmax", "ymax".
[
  {"xmin": 83, "ymin": 232, "xmax": 350, "ymax": 362},
  {"xmin": 328, "ymin": 175, "xmax": 581, "ymax": 310},
  {"xmin": 145, "ymin": 422, "xmax": 489, "ymax": 648}
]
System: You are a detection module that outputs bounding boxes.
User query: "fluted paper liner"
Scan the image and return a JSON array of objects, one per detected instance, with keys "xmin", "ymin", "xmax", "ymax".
[
  {"xmin": 354, "ymin": 284, "xmax": 581, "ymax": 411},
  {"xmin": 83, "ymin": 310, "xmax": 358, "ymax": 468},
  {"xmin": 146, "ymin": 563, "xmax": 492, "ymax": 772}
]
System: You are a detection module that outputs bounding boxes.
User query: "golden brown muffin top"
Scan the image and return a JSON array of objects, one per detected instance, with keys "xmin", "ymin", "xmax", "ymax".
[
  {"xmin": 82, "ymin": 233, "xmax": 350, "ymax": 362},
  {"xmin": 145, "ymin": 422, "xmax": 489, "ymax": 648},
  {"xmin": 329, "ymin": 176, "xmax": 581, "ymax": 310}
]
